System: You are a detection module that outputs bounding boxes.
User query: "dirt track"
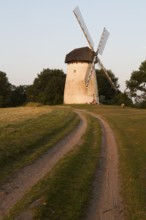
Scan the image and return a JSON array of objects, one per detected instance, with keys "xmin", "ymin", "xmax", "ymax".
[
  {"xmin": 0, "ymin": 111, "xmax": 87, "ymax": 219},
  {"xmin": 0, "ymin": 109, "xmax": 124, "ymax": 220},
  {"xmin": 81, "ymin": 110, "xmax": 124, "ymax": 220}
]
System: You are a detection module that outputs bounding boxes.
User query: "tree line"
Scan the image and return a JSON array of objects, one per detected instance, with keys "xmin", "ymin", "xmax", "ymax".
[
  {"xmin": 0, "ymin": 69, "xmax": 66, "ymax": 107},
  {"xmin": 0, "ymin": 60, "xmax": 146, "ymax": 108}
]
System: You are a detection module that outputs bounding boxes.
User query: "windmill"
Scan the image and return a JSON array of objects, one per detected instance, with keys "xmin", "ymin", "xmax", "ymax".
[{"xmin": 63, "ymin": 6, "xmax": 117, "ymax": 104}]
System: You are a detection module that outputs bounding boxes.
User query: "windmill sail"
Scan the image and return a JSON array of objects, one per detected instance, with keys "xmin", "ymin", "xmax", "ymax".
[
  {"xmin": 85, "ymin": 56, "xmax": 96, "ymax": 87},
  {"xmin": 97, "ymin": 27, "xmax": 110, "ymax": 55},
  {"xmin": 73, "ymin": 6, "xmax": 94, "ymax": 51},
  {"xmin": 72, "ymin": 6, "xmax": 114, "ymax": 101},
  {"xmin": 86, "ymin": 28, "xmax": 110, "ymax": 87}
]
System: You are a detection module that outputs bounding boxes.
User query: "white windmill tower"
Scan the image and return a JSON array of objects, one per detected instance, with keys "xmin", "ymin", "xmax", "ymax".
[{"xmin": 64, "ymin": 6, "xmax": 117, "ymax": 104}]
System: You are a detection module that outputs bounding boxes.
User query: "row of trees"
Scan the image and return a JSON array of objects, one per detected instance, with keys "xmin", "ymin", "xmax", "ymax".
[
  {"xmin": 0, "ymin": 69, "xmax": 66, "ymax": 107},
  {"xmin": 0, "ymin": 60, "xmax": 146, "ymax": 108}
]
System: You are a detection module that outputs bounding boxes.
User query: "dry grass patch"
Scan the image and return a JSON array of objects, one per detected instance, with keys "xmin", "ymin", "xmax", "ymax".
[
  {"xmin": 0, "ymin": 106, "xmax": 80, "ymax": 184},
  {"xmin": 0, "ymin": 106, "xmax": 52, "ymax": 125}
]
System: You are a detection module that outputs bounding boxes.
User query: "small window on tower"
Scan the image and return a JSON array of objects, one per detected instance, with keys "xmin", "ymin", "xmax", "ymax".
[{"xmin": 74, "ymin": 69, "xmax": 76, "ymax": 73}]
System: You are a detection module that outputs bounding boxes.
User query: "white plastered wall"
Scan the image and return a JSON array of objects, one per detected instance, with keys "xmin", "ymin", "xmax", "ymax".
[{"xmin": 64, "ymin": 62, "xmax": 99, "ymax": 104}]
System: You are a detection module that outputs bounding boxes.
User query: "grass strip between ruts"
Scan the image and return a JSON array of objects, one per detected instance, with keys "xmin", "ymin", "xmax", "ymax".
[
  {"xmin": 88, "ymin": 106, "xmax": 146, "ymax": 220},
  {"xmin": 5, "ymin": 114, "xmax": 101, "ymax": 220}
]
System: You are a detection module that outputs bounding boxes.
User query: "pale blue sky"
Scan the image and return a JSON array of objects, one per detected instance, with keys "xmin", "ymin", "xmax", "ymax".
[{"xmin": 0, "ymin": 0, "xmax": 146, "ymax": 91}]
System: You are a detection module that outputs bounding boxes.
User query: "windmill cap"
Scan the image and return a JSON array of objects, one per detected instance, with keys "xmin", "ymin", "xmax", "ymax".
[{"xmin": 65, "ymin": 47, "xmax": 94, "ymax": 63}]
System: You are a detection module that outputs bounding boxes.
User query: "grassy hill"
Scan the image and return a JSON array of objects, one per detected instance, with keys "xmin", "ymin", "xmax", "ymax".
[
  {"xmin": 73, "ymin": 104, "xmax": 146, "ymax": 219},
  {"xmin": 1, "ymin": 105, "xmax": 146, "ymax": 220},
  {"xmin": 0, "ymin": 106, "xmax": 80, "ymax": 183}
]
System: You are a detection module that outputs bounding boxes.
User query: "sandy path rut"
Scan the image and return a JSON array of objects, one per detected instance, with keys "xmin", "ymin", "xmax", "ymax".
[
  {"xmin": 0, "ymin": 111, "xmax": 87, "ymax": 219},
  {"xmin": 81, "ymin": 110, "xmax": 124, "ymax": 220},
  {"xmin": 0, "ymin": 109, "xmax": 124, "ymax": 220}
]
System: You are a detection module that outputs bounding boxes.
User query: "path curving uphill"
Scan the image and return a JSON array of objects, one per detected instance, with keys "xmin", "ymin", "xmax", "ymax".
[
  {"xmin": 80, "ymin": 110, "xmax": 124, "ymax": 220},
  {"xmin": 0, "ymin": 111, "xmax": 87, "ymax": 219},
  {"xmin": 0, "ymin": 109, "xmax": 124, "ymax": 220}
]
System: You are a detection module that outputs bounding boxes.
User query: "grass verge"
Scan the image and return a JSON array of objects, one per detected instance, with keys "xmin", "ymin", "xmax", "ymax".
[
  {"xmin": 76, "ymin": 104, "xmax": 146, "ymax": 220},
  {"xmin": 0, "ymin": 106, "xmax": 80, "ymax": 184},
  {"xmin": 5, "ymin": 114, "xmax": 101, "ymax": 220}
]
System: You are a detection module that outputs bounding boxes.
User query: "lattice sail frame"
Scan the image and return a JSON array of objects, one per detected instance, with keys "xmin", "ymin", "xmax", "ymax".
[
  {"xmin": 73, "ymin": 6, "xmax": 94, "ymax": 51},
  {"xmin": 96, "ymin": 27, "xmax": 110, "ymax": 55},
  {"xmin": 73, "ymin": 6, "xmax": 117, "ymax": 91}
]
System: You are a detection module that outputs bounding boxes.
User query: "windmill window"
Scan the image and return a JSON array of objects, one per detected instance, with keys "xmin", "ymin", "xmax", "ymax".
[{"xmin": 73, "ymin": 70, "xmax": 76, "ymax": 73}]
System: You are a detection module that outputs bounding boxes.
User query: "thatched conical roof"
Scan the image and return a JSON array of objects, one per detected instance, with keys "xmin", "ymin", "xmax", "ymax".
[{"xmin": 65, "ymin": 47, "xmax": 94, "ymax": 63}]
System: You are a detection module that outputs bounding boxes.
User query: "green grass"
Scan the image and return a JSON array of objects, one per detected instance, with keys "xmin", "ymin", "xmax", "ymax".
[
  {"xmin": 73, "ymin": 104, "xmax": 146, "ymax": 220},
  {"xmin": 2, "ymin": 104, "xmax": 146, "ymax": 219},
  {"xmin": 5, "ymin": 114, "xmax": 101, "ymax": 220},
  {"xmin": 0, "ymin": 106, "xmax": 80, "ymax": 183}
]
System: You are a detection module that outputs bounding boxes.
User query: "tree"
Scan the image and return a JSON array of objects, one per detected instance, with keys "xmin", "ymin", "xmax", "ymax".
[
  {"xmin": 10, "ymin": 85, "xmax": 27, "ymax": 106},
  {"xmin": 27, "ymin": 69, "xmax": 66, "ymax": 105},
  {"xmin": 126, "ymin": 60, "xmax": 146, "ymax": 107},
  {"xmin": 111, "ymin": 91, "xmax": 133, "ymax": 106},
  {"xmin": 96, "ymin": 69, "xmax": 119, "ymax": 104},
  {"xmin": 0, "ymin": 71, "xmax": 11, "ymax": 107}
]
